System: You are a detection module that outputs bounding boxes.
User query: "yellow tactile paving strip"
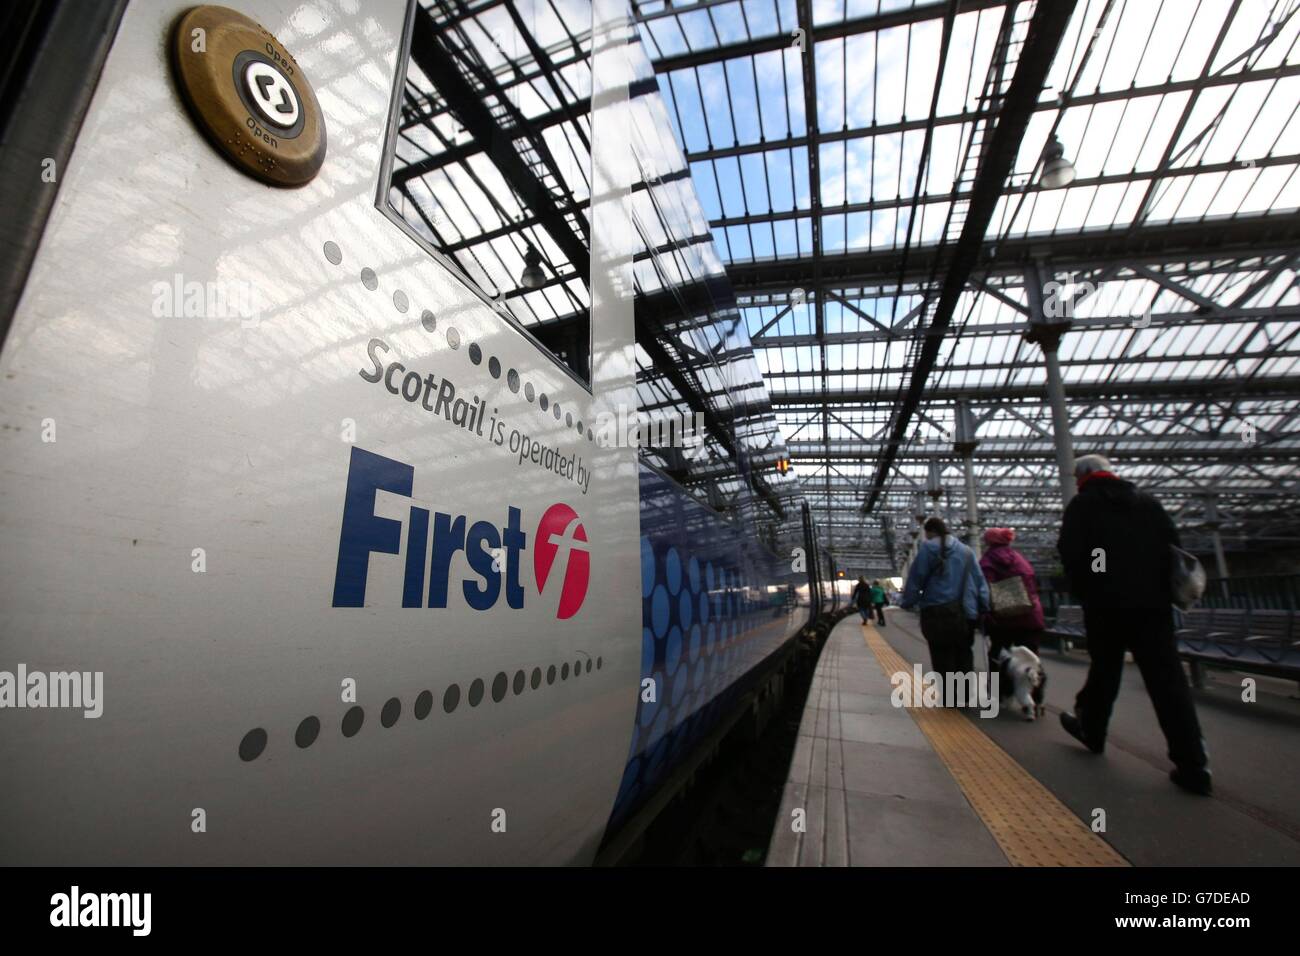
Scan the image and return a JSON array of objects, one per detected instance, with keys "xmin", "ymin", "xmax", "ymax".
[{"xmin": 862, "ymin": 623, "xmax": 1129, "ymax": 867}]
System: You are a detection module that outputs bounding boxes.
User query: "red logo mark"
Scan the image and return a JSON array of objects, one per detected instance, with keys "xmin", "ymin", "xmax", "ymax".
[{"xmin": 534, "ymin": 503, "xmax": 590, "ymax": 620}]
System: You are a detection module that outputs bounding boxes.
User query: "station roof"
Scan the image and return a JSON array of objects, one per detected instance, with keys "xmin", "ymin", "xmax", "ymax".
[
  {"xmin": 635, "ymin": 0, "xmax": 1300, "ymax": 571},
  {"xmin": 392, "ymin": 0, "xmax": 1300, "ymax": 573}
]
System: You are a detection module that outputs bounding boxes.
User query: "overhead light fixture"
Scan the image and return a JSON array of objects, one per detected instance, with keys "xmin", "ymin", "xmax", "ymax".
[
  {"xmin": 520, "ymin": 247, "xmax": 546, "ymax": 290},
  {"xmin": 1039, "ymin": 134, "xmax": 1076, "ymax": 189}
]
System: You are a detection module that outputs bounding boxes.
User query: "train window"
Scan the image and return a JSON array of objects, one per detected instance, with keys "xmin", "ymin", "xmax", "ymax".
[
  {"xmin": 629, "ymin": 142, "xmax": 789, "ymax": 530},
  {"xmin": 377, "ymin": 0, "xmax": 592, "ymax": 385}
]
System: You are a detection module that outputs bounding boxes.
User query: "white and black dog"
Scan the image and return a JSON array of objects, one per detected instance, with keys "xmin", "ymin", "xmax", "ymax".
[{"xmin": 994, "ymin": 645, "xmax": 1046, "ymax": 720}]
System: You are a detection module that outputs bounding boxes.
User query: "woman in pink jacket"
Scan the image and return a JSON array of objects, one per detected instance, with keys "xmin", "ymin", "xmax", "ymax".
[{"xmin": 978, "ymin": 527, "xmax": 1045, "ymax": 658}]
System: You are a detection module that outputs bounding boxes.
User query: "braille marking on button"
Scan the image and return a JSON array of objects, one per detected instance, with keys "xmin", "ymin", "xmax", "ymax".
[
  {"xmin": 447, "ymin": 327, "xmax": 461, "ymax": 350},
  {"xmin": 393, "ymin": 290, "xmax": 409, "ymax": 313},
  {"xmin": 323, "ymin": 241, "xmax": 342, "ymax": 265},
  {"xmin": 361, "ymin": 267, "xmax": 378, "ymax": 291},
  {"xmin": 421, "ymin": 310, "xmax": 437, "ymax": 333}
]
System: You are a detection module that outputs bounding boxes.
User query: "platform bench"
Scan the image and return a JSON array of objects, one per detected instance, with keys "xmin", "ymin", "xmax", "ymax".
[
  {"xmin": 1045, "ymin": 605, "xmax": 1085, "ymax": 651},
  {"xmin": 1175, "ymin": 606, "xmax": 1300, "ymax": 688}
]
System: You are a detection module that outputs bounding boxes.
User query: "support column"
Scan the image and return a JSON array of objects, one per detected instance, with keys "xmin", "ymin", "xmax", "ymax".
[
  {"xmin": 882, "ymin": 516, "xmax": 898, "ymax": 576},
  {"xmin": 926, "ymin": 459, "xmax": 944, "ymax": 527},
  {"xmin": 1210, "ymin": 531, "xmax": 1229, "ymax": 580},
  {"xmin": 962, "ymin": 456, "xmax": 980, "ymax": 556},
  {"xmin": 1042, "ymin": 345, "xmax": 1076, "ymax": 508},
  {"xmin": 903, "ymin": 529, "xmax": 920, "ymax": 581},
  {"xmin": 1203, "ymin": 496, "xmax": 1230, "ymax": 580},
  {"xmin": 954, "ymin": 401, "xmax": 980, "ymax": 555},
  {"xmin": 1024, "ymin": 261, "xmax": 1076, "ymax": 511}
]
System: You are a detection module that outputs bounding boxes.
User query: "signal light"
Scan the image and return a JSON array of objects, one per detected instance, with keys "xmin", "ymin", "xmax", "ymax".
[{"xmin": 775, "ymin": 457, "xmax": 791, "ymax": 474}]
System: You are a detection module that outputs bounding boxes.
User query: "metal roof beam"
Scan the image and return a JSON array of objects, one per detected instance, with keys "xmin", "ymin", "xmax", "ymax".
[
  {"xmin": 758, "ymin": 345, "xmax": 1300, "ymax": 377},
  {"xmin": 649, "ymin": 0, "xmax": 1004, "ymax": 74},
  {"xmin": 709, "ymin": 153, "xmax": 1300, "ymax": 230},
  {"xmin": 750, "ymin": 305, "xmax": 1299, "ymax": 346},
  {"xmin": 767, "ymin": 374, "xmax": 1300, "ymax": 405},
  {"xmin": 682, "ymin": 63, "xmax": 1300, "ymax": 164},
  {"xmin": 727, "ymin": 212, "xmax": 1300, "ymax": 292}
]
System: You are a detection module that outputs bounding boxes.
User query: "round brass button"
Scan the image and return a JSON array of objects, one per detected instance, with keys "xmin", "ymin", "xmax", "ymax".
[{"xmin": 170, "ymin": 5, "xmax": 326, "ymax": 187}]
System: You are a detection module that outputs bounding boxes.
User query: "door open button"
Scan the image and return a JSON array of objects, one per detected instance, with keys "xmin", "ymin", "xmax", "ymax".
[
  {"xmin": 170, "ymin": 5, "xmax": 326, "ymax": 186},
  {"xmin": 243, "ymin": 60, "xmax": 300, "ymax": 129}
]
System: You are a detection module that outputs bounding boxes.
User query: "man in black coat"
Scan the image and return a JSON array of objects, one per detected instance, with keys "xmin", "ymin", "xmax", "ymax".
[
  {"xmin": 1056, "ymin": 454, "xmax": 1211, "ymax": 795},
  {"xmin": 850, "ymin": 576, "xmax": 871, "ymax": 624}
]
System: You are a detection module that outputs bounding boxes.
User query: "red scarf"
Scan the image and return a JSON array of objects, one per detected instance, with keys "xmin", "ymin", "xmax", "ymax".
[{"xmin": 1077, "ymin": 469, "xmax": 1118, "ymax": 491}]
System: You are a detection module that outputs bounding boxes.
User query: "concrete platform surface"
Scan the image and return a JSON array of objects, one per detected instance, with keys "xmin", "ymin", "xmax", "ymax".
[
  {"xmin": 768, "ymin": 616, "xmax": 1006, "ymax": 866},
  {"xmin": 768, "ymin": 610, "xmax": 1300, "ymax": 866}
]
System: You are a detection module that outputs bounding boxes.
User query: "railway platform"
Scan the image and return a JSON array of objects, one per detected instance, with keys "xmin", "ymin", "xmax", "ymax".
[{"xmin": 768, "ymin": 612, "xmax": 1300, "ymax": 867}]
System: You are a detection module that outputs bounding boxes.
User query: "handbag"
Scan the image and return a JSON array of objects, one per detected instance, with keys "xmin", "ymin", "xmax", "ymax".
[
  {"xmin": 989, "ymin": 574, "xmax": 1033, "ymax": 620},
  {"xmin": 1170, "ymin": 545, "xmax": 1206, "ymax": 610}
]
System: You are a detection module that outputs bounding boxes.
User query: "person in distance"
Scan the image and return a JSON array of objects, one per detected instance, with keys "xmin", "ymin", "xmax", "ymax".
[
  {"xmin": 851, "ymin": 576, "xmax": 872, "ymax": 624},
  {"xmin": 869, "ymin": 579, "xmax": 887, "ymax": 626}
]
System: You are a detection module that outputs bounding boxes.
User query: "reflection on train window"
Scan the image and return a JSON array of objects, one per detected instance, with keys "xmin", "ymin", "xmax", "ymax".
[
  {"xmin": 379, "ymin": 1, "xmax": 796, "ymax": 535},
  {"xmin": 626, "ymin": 126, "xmax": 790, "ymax": 534},
  {"xmin": 381, "ymin": 0, "xmax": 592, "ymax": 384}
]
